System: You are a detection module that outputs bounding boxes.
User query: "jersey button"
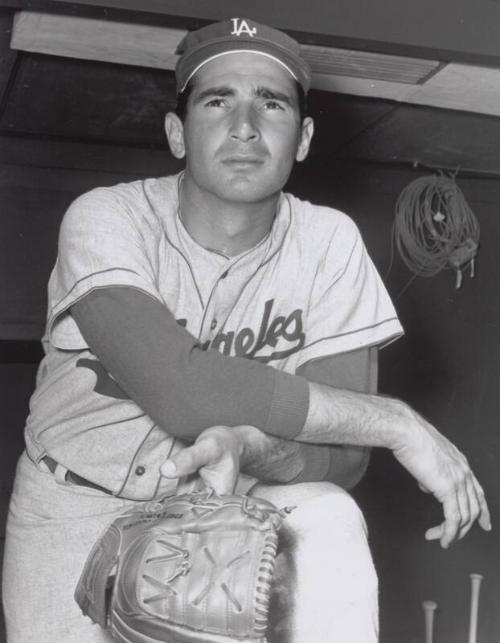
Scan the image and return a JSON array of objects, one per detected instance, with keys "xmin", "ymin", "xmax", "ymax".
[
  {"xmin": 210, "ymin": 319, "xmax": 217, "ymax": 330},
  {"xmin": 135, "ymin": 466, "xmax": 146, "ymax": 476}
]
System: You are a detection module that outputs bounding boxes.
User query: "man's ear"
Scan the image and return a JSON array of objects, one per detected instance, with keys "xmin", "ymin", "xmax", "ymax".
[
  {"xmin": 164, "ymin": 112, "xmax": 186, "ymax": 159},
  {"xmin": 296, "ymin": 116, "xmax": 314, "ymax": 162}
]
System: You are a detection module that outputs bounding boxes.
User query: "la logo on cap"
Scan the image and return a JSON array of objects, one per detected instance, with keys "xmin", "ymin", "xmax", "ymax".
[{"xmin": 230, "ymin": 18, "xmax": 257, "ymax": 37}]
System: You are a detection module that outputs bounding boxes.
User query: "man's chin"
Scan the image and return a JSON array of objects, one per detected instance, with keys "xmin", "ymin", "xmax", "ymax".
[{"xmin": 218, "ymin": 175, "xmax": 284, "ymax": 204}]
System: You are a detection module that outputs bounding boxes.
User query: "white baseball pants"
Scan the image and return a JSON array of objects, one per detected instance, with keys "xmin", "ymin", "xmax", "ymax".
[{"xmin": 2, "ymin": 452, "xmax": 378, "ymax": 643}]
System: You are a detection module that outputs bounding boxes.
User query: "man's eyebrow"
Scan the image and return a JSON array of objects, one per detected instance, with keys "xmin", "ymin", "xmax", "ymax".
[
  {"xmin": 192, "ymin": 86, "xmax": 235, "ymax": 103},
  {"xmin": 192, "ymin": 85, "xmax": 296, "ymax": 106},
  {"xmin": 255, "ymin": 86, "xmax": 295, "ymax": 106}
]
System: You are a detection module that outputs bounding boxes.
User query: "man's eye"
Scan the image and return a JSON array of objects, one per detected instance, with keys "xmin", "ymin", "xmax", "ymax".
[
  {"xmin": 205, "ymin": 98, "xmax": 226, "ymax": 108},
  {"xmin": 263, "ymin": 100, "xmax": 285, "ymax": 111}
]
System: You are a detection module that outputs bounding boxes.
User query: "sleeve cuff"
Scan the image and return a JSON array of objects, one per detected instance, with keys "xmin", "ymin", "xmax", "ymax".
[
  {"xmin": 264, "ymin": 371, "xmax": 309, "ymax": 439},
  {"xmin": 288, "ymin": 445, "xmax": 331, "ymax": 483}
]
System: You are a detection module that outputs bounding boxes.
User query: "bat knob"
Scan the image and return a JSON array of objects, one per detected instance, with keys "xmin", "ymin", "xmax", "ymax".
[{"xmin": 422, "ymin": 600, "xmax": 437, "ymax": 610}]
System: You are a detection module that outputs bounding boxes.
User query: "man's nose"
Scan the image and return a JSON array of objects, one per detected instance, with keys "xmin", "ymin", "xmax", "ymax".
[{"xmin": 229, "ymin": 104, "xmax": 259, "ymax": 142}]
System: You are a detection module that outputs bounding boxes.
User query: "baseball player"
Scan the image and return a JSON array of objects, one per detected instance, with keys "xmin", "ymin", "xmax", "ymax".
[{"xmin": 2, "ymin": 17, "xmax": 490, "ymax": 643}]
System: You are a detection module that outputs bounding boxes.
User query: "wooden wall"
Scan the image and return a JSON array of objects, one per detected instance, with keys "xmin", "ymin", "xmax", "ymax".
[
  {"xmin": 292, "ymin": 158, "xmax": 500, "ymax": 643},
  {"xmin": 1, "ymin": 138, "xmax": 499, "ymax": 643}
]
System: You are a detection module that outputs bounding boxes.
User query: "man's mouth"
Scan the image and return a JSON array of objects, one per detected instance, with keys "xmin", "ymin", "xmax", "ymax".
[{"xmin": 222, "ymin": 155, "xmax": 265, "ymax": 167}]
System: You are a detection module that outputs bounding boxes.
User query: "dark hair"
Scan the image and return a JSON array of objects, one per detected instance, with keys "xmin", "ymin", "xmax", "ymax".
[
  {"xmin": 175, "ymin": 82, "xmax": 193, "ymax": 122},
  {"xmin": 296, "ymin": 83, "xmax": 309, "ymax": 123},
  {"xmin": 175, "ymin": 80, "xmax": 309, "ymax": 123}
]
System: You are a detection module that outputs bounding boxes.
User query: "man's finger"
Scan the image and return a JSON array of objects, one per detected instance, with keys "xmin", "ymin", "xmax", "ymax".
[
  {"xmin": 425, "ymin": 524, "xmax": 443, "ymax": 542},
  {"xmin": 457, "ymin": 476, "xmax": 480, "ymax": 540},
  {"xmin": 427, "ymin": 477, "xmax": 491, "ymax": 546},
  {"xmin": 458, "ymin": 475, "xmax": 491, "ymax": 538},
  {"xmin": 197, "ymin": 465, "xmax": 237, "ymax": 496},
  {"xmin": 161, "ymin": 439, "xmax": 220, "ymax": 478},
  {"xmin": 455, "ymin": 477, "xmax": 471, "ymax": 529},
  {"xmin": 472, "ymin": 477, "xmax": 492, "ymax": 531},
  {"xmin": 439, "ymin": 495, "xmax": 462, "ymax": 548}
]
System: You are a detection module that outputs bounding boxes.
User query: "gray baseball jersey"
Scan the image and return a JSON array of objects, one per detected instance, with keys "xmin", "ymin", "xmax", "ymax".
[{"xmin": 24, "ymin": 173, "xmax": 403, "ymax": 499}]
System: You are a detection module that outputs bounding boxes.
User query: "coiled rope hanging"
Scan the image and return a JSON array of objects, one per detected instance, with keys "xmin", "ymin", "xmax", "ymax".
[{"xmin": 393, "ymin": 173, "xmax": 480, "ymax": 289}]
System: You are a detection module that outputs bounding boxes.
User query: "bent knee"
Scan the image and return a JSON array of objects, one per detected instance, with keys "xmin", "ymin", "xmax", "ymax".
[
  {"xmin": 254, "ymin": 480, "xmax": 367, "ymax": 535},
  {"xmin": 253, "ymin": 479, "xmax": 349, "ymax": 507},
  {"xmin": 284, "ymin": 482, "xmax": 368, "ymax": 538}
]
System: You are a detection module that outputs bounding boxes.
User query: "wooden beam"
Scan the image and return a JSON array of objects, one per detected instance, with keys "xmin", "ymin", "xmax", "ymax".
[
  {"xmin": 11, "ymin": 10, "xmax": 184, "ymax": 69},
  {"xmin": 10, "ymin": 11, "xmax": 442, "ymax": 93},
  {"xmin": 4, "ymin": 0, "xmax": 500, "ymax": 66},
  {"xmin": 9, "ymin": 9, "xmax": 500, "ymax": 120}
]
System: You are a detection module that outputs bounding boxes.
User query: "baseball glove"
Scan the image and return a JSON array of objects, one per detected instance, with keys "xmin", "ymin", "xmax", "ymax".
[{"xmin": 74, "ymin": 490, "xmax": 288, "ymax": 643}]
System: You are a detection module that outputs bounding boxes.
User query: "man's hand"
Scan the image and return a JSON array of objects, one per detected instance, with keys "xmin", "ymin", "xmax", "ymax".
[
  {"xmin": 160, "ymin": 424, "xmax": 307, "ymax": 493},
  {"xmin": 390, "ymin": 405, "xmax": 491, "ymax": 548},
  {"xmin": 302, "ymin": 383, "xmax": 491, "ymax": 548},
  {"xmin": 161, "ymin": 426, "xmax": 243, "ymax": 495}
]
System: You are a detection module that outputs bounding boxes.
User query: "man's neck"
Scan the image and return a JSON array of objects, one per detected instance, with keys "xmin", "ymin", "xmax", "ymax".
[{"xmin": 178, "ymin": 177, "xmax": 280, "ymax": 257}]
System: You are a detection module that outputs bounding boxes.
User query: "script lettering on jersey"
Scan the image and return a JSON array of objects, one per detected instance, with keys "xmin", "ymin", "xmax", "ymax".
[
  {"xmin": 178, "ymin": 299, "xmax": 305, "ymax": 363},
  {"xmin": 76, "ymin": 358, "xmax": 129, "ymax": 400},
  {"xmin": 230, "ymin": 18, "xmax": 257, "ymax": 37}
]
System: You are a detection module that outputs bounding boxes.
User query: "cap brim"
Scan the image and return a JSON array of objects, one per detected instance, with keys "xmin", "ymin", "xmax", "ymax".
[{"xmin": 179, "ymin": 49, "xmax": 300, "ymax": 92}]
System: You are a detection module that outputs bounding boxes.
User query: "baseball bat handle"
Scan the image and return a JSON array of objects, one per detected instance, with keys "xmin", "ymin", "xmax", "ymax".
[
  {"xmin": 422, "ymin": 600, "xmax": 437, "ymax": 643},
  {"xmin": 468, "ymin": 573, "xmax": 483, "ymax": 643}
]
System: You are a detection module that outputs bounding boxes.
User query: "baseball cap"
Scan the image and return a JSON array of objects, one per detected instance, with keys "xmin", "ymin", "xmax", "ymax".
[{"xmin": 175, "ymin": 18, "xmax": 312, "ymax": 94}]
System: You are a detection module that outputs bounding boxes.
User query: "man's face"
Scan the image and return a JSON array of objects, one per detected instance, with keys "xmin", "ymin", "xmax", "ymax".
[{"xmin": 166, "ymin": 53, "xmax": 313, "ymax": 205}]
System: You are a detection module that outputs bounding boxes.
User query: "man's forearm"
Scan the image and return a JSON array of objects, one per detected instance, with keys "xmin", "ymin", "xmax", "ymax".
[
  {"xmin": 294, "ymin": 349, "xmax": 377, "ymax": 487},
  {"xmin": 301, "ymin": 382, "xmax": 409, "ymax": 449},
  {"xmin": 234, "ymin": 350, "xmax": 381, "ymax": 488},
  {"xmin": 72, "ymin": 288, "xmax": 308, "ymax": 443}
]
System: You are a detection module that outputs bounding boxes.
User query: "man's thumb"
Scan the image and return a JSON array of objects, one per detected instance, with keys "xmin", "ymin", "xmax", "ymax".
[{"xmin": 160, "ymin": 459, "xmax": 178, "ymax": 477}]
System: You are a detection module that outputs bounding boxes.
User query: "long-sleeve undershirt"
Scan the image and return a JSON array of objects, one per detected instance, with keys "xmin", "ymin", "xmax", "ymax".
[{"xmin": 71, "ymin": 287, "xmax": 309, "ymax": 442}]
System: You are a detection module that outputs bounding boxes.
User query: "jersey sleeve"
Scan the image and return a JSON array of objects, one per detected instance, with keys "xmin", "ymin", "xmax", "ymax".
[
  {"xmin": 297, "ymin": 215, "xmax": 403, "ymax": 367},
  {"xmin": 71, "ymin": 287, "xmax": 310, "ymax": 441},
  {"xmin": 46, "ymin": 187, "xmax": 161, "ymax": 349}
]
